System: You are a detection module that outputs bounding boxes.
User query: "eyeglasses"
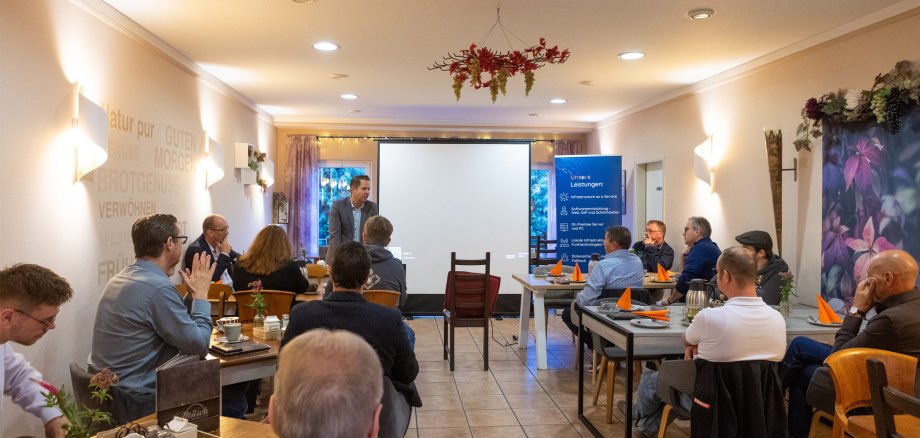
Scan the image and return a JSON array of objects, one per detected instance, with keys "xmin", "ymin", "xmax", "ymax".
[
  {"xmin": 645, "ymin": 229, "xmax": 662, "ymax": 234},
  {"xmin": 210, "ymin": 227, "xmax": 229, "ymax": 233},
  {"xmin": 171, "ymin": 235, "xmax": 188, "ymax": 244},
  {"xmin": 14, "ymin": 309, "xmax": 56, "ymax": 329}
]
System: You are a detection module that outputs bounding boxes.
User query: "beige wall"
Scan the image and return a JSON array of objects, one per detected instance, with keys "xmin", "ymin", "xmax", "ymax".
[
  {"xmin": 587, "ymin": 9, "xmax": 920, "ymax": 305},
  {"xmin": 0, "ymin": 1, "xmax": 275, "ymax": 434}
]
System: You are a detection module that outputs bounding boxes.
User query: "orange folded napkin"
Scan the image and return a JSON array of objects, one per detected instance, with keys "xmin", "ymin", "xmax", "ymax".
[
  {"xmin": 616, "ymin": 287, "xmax": 632, "ymax": 310},
  {"xmin": 571, "ymin": 264, "xmax": 585, "ymax": 282},
  {"xmin": 816, "ymin": 294, "xmax": 842, "ymax": 323},
  {"xmin": 549, "ymin": 260, "xmax": 563, "ymax": 276},
  {"xmin": 633, "ymin": 310, "xmax": 670, "ymax": 321},
  {"xmin": 657, "ymin": 264, "xmax": 671, "ymax": 281}
]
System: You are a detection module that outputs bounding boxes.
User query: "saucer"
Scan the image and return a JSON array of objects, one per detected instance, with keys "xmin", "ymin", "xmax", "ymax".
[{"xmin": 215, "ymin": 335, "xmax": 249, "ymax": 344}]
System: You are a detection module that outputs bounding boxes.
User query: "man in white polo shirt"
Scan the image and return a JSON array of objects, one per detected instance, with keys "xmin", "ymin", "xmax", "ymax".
[{"xmin": 627, "ymin": 246, "xmax": 787, "ymax": 436}]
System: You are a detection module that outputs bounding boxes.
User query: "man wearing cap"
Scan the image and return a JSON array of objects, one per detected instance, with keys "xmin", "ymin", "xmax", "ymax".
[
  {"xmin": 711, "ymin": 230, "xmax": 789, "ymax": 305},
  {"xmin": 631, "ymin": 220, "xmax": 674, "ymax": 272}
]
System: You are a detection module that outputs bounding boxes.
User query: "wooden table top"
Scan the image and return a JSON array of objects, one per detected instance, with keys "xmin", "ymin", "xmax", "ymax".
[
  {"xmin": 99, "ymin": 414, "xmax": 277, "ymax": 437},
  {"xmin": 207, "ymin": 324, "xmax": 280, "ymax": 368}
]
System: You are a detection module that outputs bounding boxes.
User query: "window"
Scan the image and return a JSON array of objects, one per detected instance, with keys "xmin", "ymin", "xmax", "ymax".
[
  {"xmin": 317, "ymin": 163, "xmax": 368, "ymax": 247},
  {"xmin": 530, "ymin": 167, "xmax": 554, "ymax": 238}
]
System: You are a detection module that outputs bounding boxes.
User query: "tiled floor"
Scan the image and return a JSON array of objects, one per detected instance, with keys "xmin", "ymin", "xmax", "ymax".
[{"xmin": 402, "ymin": 311, "xmax": 693, "ymax": 438}]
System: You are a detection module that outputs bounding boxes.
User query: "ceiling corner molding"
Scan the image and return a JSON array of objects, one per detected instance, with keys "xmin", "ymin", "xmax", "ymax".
[
  {"xmin": 594, "ymin": 0, "xmax": 920, "ymax": 130},
  {"xmin": 72, "ymin": 0, "xmax": 274, "ymax": 123}
]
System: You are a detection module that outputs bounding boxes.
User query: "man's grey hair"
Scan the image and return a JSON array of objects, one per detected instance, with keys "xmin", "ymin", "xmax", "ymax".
[
  {"xmin": 688, "ymin": 216, "xmax": 712, "ymax": 237},
  {"xmin": 273, "ymin": 329, "xmax": 382, "ymax": 438}
]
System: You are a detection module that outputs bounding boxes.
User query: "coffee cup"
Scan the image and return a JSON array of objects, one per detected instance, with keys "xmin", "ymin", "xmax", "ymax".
[{"xmin": 223, "ymin": 323, "xmax": 242, "ymax": 342}]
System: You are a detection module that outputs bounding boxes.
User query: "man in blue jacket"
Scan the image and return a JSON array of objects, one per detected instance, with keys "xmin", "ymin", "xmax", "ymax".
[{"xmin": 662, "ymin": 216, "xmax": 720, "ymax": 305}]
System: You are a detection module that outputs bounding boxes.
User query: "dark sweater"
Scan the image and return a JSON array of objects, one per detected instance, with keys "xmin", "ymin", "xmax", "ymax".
[{"xmin": 230, "ymin": 259, "xmax": 310, "ymax": 293}]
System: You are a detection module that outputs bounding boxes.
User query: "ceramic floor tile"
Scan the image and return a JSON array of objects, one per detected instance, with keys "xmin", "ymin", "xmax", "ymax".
[
  {"xmin": 416, "ymin": 427, "xmax": 472, "ymax": 438},
  {"xmin": 464, "ymin": 409, "xmax": 519, "ymax": 427},
  {"xmin": 511, "ymin": 407, "xmax": 570, "ymax": 426},
  {"xmin": 416, "ymin": 395, "xmax": 463, "ymax": 411},
  {"xmin": 490, "ymin": 370, "xmax": 535, "ymax": 382},
  {"xmin": 452, "ymin": 370, "xmax": 496, "ymax": 382},
  {"xmin": 521, "ymin": 424, "xmax": 582, "ymax": 437},
  {"xmin": 456, "ymin": 380, "xmax": 504, "ymax": 396},
  {"xmin": 460, "ymin": 394, "xmax": 510, "ymax": 410},
  {"xmin": 497, "ymin": 379, "xmax": 545, "ymax": 394},
  {"xmin": 469, "ymin": 425, "xmax": 526, "ymax": 438},
  {"xmin": 486, "ymin": 360, "xmax": 527, "ymax": 371},
  {"xmin": 418, "ymin": 360, "xmax": 451, "ymax": 371},
  {"xmin": 503, "ymin": 392, "xmax": 558, "ymax": 409},
  {"xmin": 416, "ymin": 409, "xmax": 469, "ymax": 429},
  {"xmin": 416, "ymin": 382, "xmax": 459, "ymax": 397},
  {"xmin": 403, "ymin": 428, "xmax": 418, "ymax": 438},
  {"xmin": 416, "ymin": 370, "xmax": 455, "ymax": 383}
]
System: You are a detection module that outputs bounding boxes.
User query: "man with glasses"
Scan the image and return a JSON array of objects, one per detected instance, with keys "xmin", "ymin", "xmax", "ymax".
[
  {"xmin": 0, "ymin": 264, "xmax": 73, "ymax": 437},
  {"xmin": 184, "ymin": 214, "xmax": 239, "ymax": 284},
  {"xmin": 661, "ymin": 216, "xmax": 720, "ymax": 305},
  {"xmin": 631, "ymin": 219, "xmax": 674, "ymax": 272},
  {"xmin": 91, "ymin": 214, "xmax": 215, "ymax": 422},
  {"xmin": 782, "ymin": 249, "xmax": 920, "ymax": 438}
]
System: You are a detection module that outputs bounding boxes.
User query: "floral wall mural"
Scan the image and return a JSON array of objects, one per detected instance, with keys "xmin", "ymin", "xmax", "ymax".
[{"xmin": 818, "ymin": 60, "xmax": 920, "ymax": 310}]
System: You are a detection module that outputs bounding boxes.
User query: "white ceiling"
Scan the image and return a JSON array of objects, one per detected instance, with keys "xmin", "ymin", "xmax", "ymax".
[{"xmin": 100, "ymin": 0, "xmax": 911, "ymax": 131}]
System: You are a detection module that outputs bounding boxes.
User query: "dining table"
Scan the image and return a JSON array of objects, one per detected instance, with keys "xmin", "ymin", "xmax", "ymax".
[
  {"xmin": 575, "ymin": 303, "xmax": 844, "ymax": 438},
  {"xmin": 95, "ymin": 413, "xmax": 277, "ymax": 437},
  {"xmin": 208, "ymin": 324, "xmax": 280, "ymax": 386},
  {"xmin": 513, "ymin": 272, "xmax": 678, "ymax": 370}
]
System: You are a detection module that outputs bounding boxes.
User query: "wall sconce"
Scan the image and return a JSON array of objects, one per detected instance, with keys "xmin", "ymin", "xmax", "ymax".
[
  {"xmin": 205, "ymin": 136, "xmax": 225, "ymax": 188},
  {"xmin": 261, "ymin": 158, "xmax": 274, "ymax": 188},
  {"xmin": 73, "ymin": 85, "xmax": 109, "ymax": 182},
  {"xmin": 693, "ymin": 135, "xmax": 715, "ymax": 187}
]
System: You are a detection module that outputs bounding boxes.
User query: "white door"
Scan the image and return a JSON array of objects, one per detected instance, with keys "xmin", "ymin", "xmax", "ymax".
[{"xmin": 645, "ymin": 162, "xmax": 663, "ymax": 221}]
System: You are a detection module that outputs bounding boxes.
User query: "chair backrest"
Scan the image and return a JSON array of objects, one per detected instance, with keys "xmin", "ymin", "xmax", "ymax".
[
  {"xmin": 209, "ymin": 283, "xmax": 232, "ymax": 320},
  {"xmin": 691, "ymin": 359, "xmax": 786, "ymax": 437},
  {"xmin": 364, "ymin": 290, "xmax": 401, "ymax": 308},
  {"xmin": 232, "ymin": 290, "xmax": 296, "ymax": 322},
  {"xmin": 657, "ymin": 359, "xmax": 697, "ymax": 418},
  {"xmin": 867, "ymin": 358, "xmax": 920, "ymax": 437},
  {"xmin": 534, "ymin": 236, "xmax": 558, "ymax": 266},
  {"xmin": 175, "ymin": 284, "xmax": 188, "ymax": 298},
  {"xmin": 599, "ymin": 288, "xmax": 653, "ymax": 305},
  {"xmin": 825, "ymin": 348, "xmax": 918, "ymax": 437},
  {"xmin": 304, "ymin": 263, "xmax": 329, "ymax": 279},
  {"xmin": 444, "ymin": 252, "xmax": 499, "ymax": 319}
]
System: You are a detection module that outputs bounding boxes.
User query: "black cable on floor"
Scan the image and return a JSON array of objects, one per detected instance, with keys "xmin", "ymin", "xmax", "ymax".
[{"xmin": 489, "ymin": 318, "xmax": 518, "ymax": 347}]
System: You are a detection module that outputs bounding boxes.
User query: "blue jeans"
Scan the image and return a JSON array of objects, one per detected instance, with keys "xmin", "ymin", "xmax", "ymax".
[
  {"xmin": 782, "ymin": 337, "xmax": 833, "ymax": 438},
  {"xmin": 404, "ymin": 321, "xmax": 416, "ymax": 351}
]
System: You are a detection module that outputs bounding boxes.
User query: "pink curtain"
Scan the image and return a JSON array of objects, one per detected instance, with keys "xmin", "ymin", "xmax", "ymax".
[
  {"xmin": 553, "ymin": 139, "xmax": 585, "ymax": 156},
  {"xmin": 286, "ymin": 135, "xmax": 319, "ymax": 256}
]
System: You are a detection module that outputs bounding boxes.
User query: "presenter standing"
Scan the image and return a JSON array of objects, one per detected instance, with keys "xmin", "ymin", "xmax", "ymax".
[{"xmin": 327, "ymin": 175, "xmax": 378, "ymax": 264}]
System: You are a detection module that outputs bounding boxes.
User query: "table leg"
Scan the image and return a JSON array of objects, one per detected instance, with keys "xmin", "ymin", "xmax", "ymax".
[
  {"xmin": 625, "ymin": 333, "xmax": 634, "ymax": 438},
  {"xmin": 577, "ymin": 304, "xmax": 602, "ymax": 437},
  {"xmin": 518, "ymin": 286, "xmax": 532, "ymax": 350},
  {"xmin": 533, "ymin": 293, "xmax": 548, "ymax": 370}
]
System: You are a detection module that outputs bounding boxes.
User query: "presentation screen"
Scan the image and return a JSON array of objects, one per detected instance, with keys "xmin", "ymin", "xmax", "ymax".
[{"xmin": 378, "ymin": 142, "xmax": 530, "ymax": 296}]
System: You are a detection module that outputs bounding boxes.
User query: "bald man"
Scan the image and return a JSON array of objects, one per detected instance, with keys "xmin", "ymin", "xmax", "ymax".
[{"xmin": 783, "ymin": 249, "xmax": 920, "ymax": 438}]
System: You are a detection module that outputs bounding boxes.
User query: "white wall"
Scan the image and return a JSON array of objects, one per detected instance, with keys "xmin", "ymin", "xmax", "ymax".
[
  {"xmin": 587, "ymin": 9, "xmax": 920, "ymax": 305},
  {"xmin": 0, "ymin": 1, "xmax": 275, "ymax": 435}
]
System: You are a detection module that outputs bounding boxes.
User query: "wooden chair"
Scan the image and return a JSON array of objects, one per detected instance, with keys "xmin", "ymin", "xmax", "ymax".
[
  {"xmin": 175, "ymin": 284, "xmax": 231, "ymax": 324},
  {"xmin": 232, "ymin": 290, "xmax": 295, "ymax": 322},
  {"xmin": 825, "ymin": 348, "xmax": 918, "ymax": 438},
  {"xmin": 364, "ymin": 290, "xmax": 401, "ymax": 308},
  {"xmin": 533, "ymin": 236, "xmax": 558, "ymax": 266},
  {"xmin": 845, "ymin": 357, "xmax": 920, "ymax": 437},
  {"xmin": 443, "ymin": 252, "xmax": 498, "ymax": 371}
]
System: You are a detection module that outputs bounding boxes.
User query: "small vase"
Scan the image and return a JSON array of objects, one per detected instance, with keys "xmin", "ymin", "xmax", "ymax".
[
  {"xmin": 779, "ymin": 300, "xmax": 792, "ymax": 320},
  {"xmin": 254, "ymin": 313, "xmax": 265, "ymax": 328}
]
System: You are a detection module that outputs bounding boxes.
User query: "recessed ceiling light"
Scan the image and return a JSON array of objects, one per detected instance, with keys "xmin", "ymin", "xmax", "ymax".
[
  {"xmin": 313, "ymin": 41, "xmax": 339, "ymax": 52},
  {"xmin": 618, "ymin": 51, "xmax": 645, "ymax": 60},
  {"xmin": 550, "ymin": 98, "xmax": 567, "ymax": 104},
  {"xmin": 349, "ymin": 109, "xmax": 362, "ymax": 113},
  {"xmin": 330, "ymin": 73, "xmax": 349, "ymax": 79},
  {"xmin": 293, "ymin": 0, "xmax": 316, "ymax": 3},
  {"xmin": 529, "ymin": 113, "xmax": 540, "ymax": 117},
  {"xmin": 579, "ymin": 80, "xmax": 596, "ymax": 86},
  {"xmin": 688, "ymin": 8, "xmax": 715, "ymax": 20},
  {"xmin": 340, "ymin": 94, "xmax": 358, "ymax": 100}
]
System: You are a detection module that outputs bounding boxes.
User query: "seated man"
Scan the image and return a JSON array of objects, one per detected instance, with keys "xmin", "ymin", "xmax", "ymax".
[
  {"xmin": 282, "ymin": 241, "xmax": 420, "ymax": 438},
  {"xmin": 783, "ymin": 249, "xmax": 920, "ymax": 438},
  {"xmin": 270, "ymin": 329, "xmax": 383, "ymax": 438},
  {"xmin": 1, "ymin": 264, "xmax": 73, "ymax": 437},
  {"xmin": 709, "ymin": 230, "xmax": 789, "ymax": 305},
  {"xmin": 91, "ymin": 214, "xmax": 216, "ymax": 421},
  {"xmin": 663, "ymin": 216, "xmax": 720, "ymax": 305},
  {"xmin": 561, "ymin": 226, "xmax": 645, "ymax": 342},
  {"xmin": 631, "ymin": 220, "xmax": 674, "ymax": 272},
  {"xmin": 362, "ymin": 215, "xmax": 414, "ymax": 349},
  {"xmin": 629, "ymin": 246, "xmax": 787, "ymax": 436},
  {"xmin": 184, "ymin": 214, "xmax": 239, "ymax": 285}
]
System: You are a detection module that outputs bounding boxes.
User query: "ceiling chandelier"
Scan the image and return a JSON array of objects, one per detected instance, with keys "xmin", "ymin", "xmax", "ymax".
[{"xmin": 429, "ymin": 8, "xmax": 570, "ymax": 103}]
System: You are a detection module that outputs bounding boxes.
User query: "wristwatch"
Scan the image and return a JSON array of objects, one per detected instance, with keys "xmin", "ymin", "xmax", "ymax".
[{"xmin": 849, "ymin": 305, "xmax": 867, "ymax": 319}]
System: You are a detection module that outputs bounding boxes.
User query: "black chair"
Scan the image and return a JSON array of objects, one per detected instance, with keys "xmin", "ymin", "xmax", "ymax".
[
  {"xmin": 865, "ymin": 358, "xmax": 920, "ymax": 438},
  {"xmin": 70, "ymin": 362, "xmax": 150, "ymax": 429},
  {"xmin": 657, "ymin": 359, "xmax": 696, "ymax": 436},
  {"xmin": 443, "ymin": 252, "xmax": 498, "ymax": 371},
  {"xmin": 533, "ymin": 236, "xmax": 558, "ymax": 266}
]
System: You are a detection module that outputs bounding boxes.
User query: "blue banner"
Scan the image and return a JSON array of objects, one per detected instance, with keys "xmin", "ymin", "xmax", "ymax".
[{"xmin": 554, "ymin": 155, "xmax": 622, "ymax": 270}]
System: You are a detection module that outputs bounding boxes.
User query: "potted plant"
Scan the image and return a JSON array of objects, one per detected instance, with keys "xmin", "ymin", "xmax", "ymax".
[
  {"xmin": 247, "ymin": 280, "xmax": 267, "ymax": 327},
  {"xmin": 35, "ymin": 368, "xmax": 118, "ymax": 438},
  {"xmin": 779, "ymin": 271, "xmax": 797, "ymax": 319}
]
